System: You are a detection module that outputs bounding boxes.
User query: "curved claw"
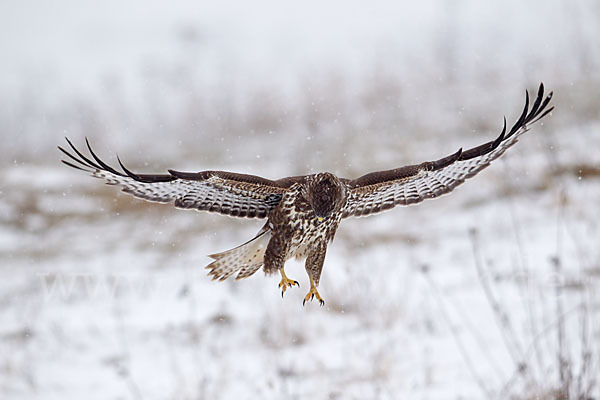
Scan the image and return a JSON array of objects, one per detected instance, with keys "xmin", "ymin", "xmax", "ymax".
[
  {"xmin": 303, "ymin": 285, "xmax": 325, "ymax": 306},
  {"xmin": 278, "ymin": 280, "xmax": 299, "ymax": 288},
  {"xmin": 278, "ymin": 272, "xmax": 299, "ymax": 298},
  {"xmin": 303, "ymin": 298, "xmax": 326, "ymax": 306}
]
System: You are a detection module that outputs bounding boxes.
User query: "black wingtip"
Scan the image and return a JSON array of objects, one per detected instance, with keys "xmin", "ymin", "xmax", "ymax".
[
  {"xmin": 454, "ymin": 147, "xmax": 463, "ymax": 160},
  {"xmin": 60, "ymin": 138, "xmax": 177, "ymax": 183},
  {"xmin": 85, "ymin": 137, "xmax": 126, "ymax": 177},
  {"xmin": 527, "ymin": 83, "xmax": 545, "ymax": 121},
  {"xmin": 448, "ymin": 147, "xmax": 463, "ymax": 163},
  {"xmin": 527, "ymin": 87, "xmax": 554, "ymax": 125},
  {"xmin": 491, "ymin": 117, "xmax": 507, "ymax": 149},
  {"xmin": 433, "ymin": 146, "xmax": 463, "ymax": 169},
  {"xmin": 116, "ymin": 154, "xmax": 139, "ymax": 180},
  {"xmin": 59, "ymin": 142, "xmax": 94, "ymax": 170},
  {"xmin": 450, "ymin": 83, "xmax": 552, "ymax": 163},
  {"xmin": 530, "ymin": 105, "xmax": 554, "ymax": 125},
  {"xmin": 539, "ymin": 92, "xmax": 553, "ymax": 113},
  {"xmin": 64, "ymin": 137, "xmax": 102, "ymax": 170},
  {"xmin": 61, "ymin": 159, "xmax": 91, "ymax": 172},
  {"xmin": 508, "ymin": 89, "xmax": 530, "ymax": 137}
]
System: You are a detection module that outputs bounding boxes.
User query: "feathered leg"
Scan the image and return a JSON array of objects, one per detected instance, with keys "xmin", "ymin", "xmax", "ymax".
[
  {"xmin": 264, "ymin": 229, "xmax": 298, "ymax": 297},
  {"xmin": 303, "ymin": 241, "xmax": 327, "ymax": 306}
]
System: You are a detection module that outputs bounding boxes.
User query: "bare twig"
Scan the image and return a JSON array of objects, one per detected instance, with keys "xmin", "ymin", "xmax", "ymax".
[
  {"xmin": 505, "ymin": 189, "xmax": 545, "ymax": 380},
  {"xmin": 551, "ymin": 255, "xmax": 572, "ymax": 398},
  {"xmin": 111, "ymin": 299, "xmax": 143, "ymax": 400},
  {"xmin": 428, "ymin": 270, "xmax": 507, "ymax": 382},
  {"xmin": 575, "ymin": 301, "xmax": 592, "ymax": 399},
  {"xmin": 420, "ymin": 264, "xmax": 494, "ymax": 398},
  {"xmin": 499, "ymin": 303, "xmax": 583, "ymax": 398},
  {"xmin": 469, "ymin": 229, "xmax": 526, "ymax": 370}
]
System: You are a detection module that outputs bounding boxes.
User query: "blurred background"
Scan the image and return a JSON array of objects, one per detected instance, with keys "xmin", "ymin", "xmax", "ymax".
[{"xmin": 1, "ymin": 0, "xmax": 599, "ymax": 399}]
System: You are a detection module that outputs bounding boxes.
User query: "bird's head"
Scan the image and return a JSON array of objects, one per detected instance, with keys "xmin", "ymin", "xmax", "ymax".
[{"xmin": 308, "ymin": 172, "xmax": 345, "ymax": 223}]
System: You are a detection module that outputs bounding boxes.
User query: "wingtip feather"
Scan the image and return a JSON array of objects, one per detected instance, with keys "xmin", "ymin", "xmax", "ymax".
[{"xmin": 116, "ymin": 154, "xmax": 138, "ymax": 180}]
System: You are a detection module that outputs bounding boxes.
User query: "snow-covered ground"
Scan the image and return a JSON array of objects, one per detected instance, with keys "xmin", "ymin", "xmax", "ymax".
[{"xmin": 1, "ymin": 1, "xmax": 600, "ymax": 399}]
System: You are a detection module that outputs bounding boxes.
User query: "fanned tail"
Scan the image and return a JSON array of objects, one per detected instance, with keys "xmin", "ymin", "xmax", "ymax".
[{"xmin": 205, "ymin": 225, "xmax": 271, "ymax": 281}]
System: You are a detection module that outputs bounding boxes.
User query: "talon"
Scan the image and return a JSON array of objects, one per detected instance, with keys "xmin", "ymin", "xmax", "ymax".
[
  {"xmin": 278, "ymin": 269, "xmax": 299, "ymax": 298},
  {"xmin": 303, "ymin": 278, "xmax": 325, "ymax": 306}
]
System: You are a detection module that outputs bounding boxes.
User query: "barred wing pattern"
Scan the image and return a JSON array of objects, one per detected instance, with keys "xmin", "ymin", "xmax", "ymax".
[
  {"xmin": 58, "ymin": 138, "xmax": 293, "ymax": 219},
  {"xmin": 342, "ymin": 83, "xmax": 553, "ymax": 218}
]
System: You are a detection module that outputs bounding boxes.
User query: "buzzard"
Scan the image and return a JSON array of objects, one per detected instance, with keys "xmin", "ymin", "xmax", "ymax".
[{"xmin": 59, "ymin": 83, "xmax": 553, "ymax": 306}]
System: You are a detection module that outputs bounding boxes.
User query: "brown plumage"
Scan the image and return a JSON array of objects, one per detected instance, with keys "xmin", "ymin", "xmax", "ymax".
[{"xmin": 59, "ymin": 83, "xmax": 553, "ymax": 305}]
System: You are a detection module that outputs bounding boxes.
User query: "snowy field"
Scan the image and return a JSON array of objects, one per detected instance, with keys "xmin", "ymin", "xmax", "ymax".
[{"xmin": 1, "ymin": 1, "xmax": 600, "ymax": 399}]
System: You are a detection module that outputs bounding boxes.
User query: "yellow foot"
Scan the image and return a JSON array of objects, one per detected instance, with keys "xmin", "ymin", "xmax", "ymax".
[
  {"xmin": 303, "ymin": 286, "xmax": 325, "ymax": 306},
  {"xmin": 278, "ymin": 269, "xmax": 299, "ymax": 298}
]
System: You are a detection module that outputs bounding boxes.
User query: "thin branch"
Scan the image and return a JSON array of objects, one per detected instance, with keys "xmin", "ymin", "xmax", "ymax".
[
  {"xmin": 505, "ymin": 183, "xmax": 545, "ymax": 380},
  {"xmin": 421, "ymin": 265, "xmax": 494, "ymax": 398},
  {"xmin": 469, "ymin": 229, "xmax": 526, "ymax": 368},
  {"xmin": 500, "ymin": 303, "xmax": 583, "ymax": 398}
]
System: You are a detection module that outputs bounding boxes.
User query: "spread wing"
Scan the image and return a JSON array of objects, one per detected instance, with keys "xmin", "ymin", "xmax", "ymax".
[
  {"xmin": 342, "ymin": 83, "xmax": 554, "ymax": 218},
  {"xmin": 59, "ymin": 138, "xmax": 301, "ymax": 219}
]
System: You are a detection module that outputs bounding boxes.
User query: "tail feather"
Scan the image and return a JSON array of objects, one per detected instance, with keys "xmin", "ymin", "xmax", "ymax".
[{"xmin": 206, "ymin": 227, "xmax": 271, "ymax": 281}]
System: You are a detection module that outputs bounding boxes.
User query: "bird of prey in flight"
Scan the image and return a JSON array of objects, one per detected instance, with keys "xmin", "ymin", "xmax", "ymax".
[{"xmin": 59, "ymin": 83, "xmax": 553, "ymax": 306}]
